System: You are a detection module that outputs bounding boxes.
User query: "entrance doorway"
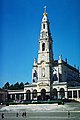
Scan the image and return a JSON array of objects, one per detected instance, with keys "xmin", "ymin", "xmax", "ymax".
[
  {"xmin": 26, "ymin": 90, "xmax": 31, "ymax": 100},
  {"xmin": 41, "ymin": 89, "xmax": 46, "ymax": 100}
]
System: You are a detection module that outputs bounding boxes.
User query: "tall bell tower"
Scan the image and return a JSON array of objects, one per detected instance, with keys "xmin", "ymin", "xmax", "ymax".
[{"xmin": 37, "ymin": 6, "xmax": 53, "ymax": 86}]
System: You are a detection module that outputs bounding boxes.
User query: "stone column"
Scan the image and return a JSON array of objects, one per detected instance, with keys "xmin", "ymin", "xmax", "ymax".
[
  {"xmin": 24, "ymin": 93, "xmax": 26, "ymax": 100},
  {"xmin": 77, "ymin": 90, "xmax": 79, "ymax": 98},
  {"xmin": 31, "ymin": 93, "xmax": 32, "ymax": 100},
  {"xmin": 65, "ymin": 91, "xmax": 68, "ymax": 99},
  {"xmin": 10, "ymin": 94, "xmax": 12, "ymax": 99},
  {"xmin": 58, "ymin": 91, "xmax": 60, "ymax": 99},
  {"xmin": 72, "ymin": 90, "xmax": 73, "ymax": 99},
  {"xmin": 15, "ymin": 94, "xmax": 16, "ymax": 100}
]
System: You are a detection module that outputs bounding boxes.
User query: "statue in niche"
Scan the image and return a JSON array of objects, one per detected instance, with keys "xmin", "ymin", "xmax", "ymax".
[
  {"xmin": 52, "ymin": 68, "xmax": 58, "ymax": 81},
  {"xmin": 42, "ymin": 68, "xmax": 45, "ymax": 77},
  {"xmin": 33, "ymin": 70, "xmax": 38, "ymax": 82}
]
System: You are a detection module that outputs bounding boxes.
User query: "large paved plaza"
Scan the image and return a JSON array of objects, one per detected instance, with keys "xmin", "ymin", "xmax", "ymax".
[{"xmin": 0, "ymin": 102, "xmax": 80, "ymax": 120}]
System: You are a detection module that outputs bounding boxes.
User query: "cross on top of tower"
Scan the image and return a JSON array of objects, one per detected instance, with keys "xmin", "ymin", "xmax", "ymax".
[
  {"xmin": 44, "ymin": 6, "xmax": 46, "ymax": 13},
  {"xmin": 43, "ymin": 6, "xmax": 48, "ymax": 16}
]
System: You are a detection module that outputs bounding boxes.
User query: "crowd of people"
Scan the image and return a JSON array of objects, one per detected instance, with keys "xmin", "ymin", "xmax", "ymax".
[{"xmin": 1, "ymin": 112, "xmax": 27, "ymax": 119}]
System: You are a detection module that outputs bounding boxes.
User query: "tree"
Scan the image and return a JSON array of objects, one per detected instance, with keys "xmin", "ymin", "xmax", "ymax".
[
  {"xmin": 9, "ymin": 84, "xmax": 14, "ymax": 90},
  {"xmin": 3, "ymin": 82, "xmax": 10, "ymax": 89},
  {"xmin": 19, "ymin": 82, "xmax": 24, "ymax": 89},
  {"xmin": 14, "ymin": 82, "xmax": 20, "ymax": 90},
  {"xmin": 25, "ymin": 82, "xmax": 29, "ymax": 85},
  {"xmin": 2, "ymin": 81, "xmax": 28, "ymax": 90}
]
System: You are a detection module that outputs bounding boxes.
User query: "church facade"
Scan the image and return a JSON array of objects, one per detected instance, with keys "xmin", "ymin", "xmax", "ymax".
[
  {"xmin": 8, "ymin": 8, "xmax": 80, "ymax": 102},
  {"xmin": 23, "ymin": 8, "xmax": 80, "ymax": 101}
]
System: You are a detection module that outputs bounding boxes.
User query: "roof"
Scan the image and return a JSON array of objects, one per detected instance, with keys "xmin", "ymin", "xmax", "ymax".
[{"xmin": 53, "ymin": 60, "xmax": 79, "ymax": 73}]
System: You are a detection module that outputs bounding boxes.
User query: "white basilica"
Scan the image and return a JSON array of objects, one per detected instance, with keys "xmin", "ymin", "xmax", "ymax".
[{"xmin": 8, "ymin": 7, "xmax": 80, "ymax": 102}]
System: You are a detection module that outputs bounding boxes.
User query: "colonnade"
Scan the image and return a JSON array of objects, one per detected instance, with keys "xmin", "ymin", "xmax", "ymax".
[
  {"xmin": 68, "ymin": 89, "xmax": 80, "ymax": 101},
  {"xmin": 8, "ymin": 89, "xmax": 80, "ymax": 102}
]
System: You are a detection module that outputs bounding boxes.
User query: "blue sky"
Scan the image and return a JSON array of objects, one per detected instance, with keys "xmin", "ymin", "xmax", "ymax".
[{"xmin": 0, "ymin": 0, "xmax": 80, "ymax": 88}]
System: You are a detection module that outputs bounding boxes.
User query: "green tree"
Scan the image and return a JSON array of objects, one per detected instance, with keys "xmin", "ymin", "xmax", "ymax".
[
  {"xmin": 9, "ymin": 84, "xmax": 15, "ymax": 90},
  {"xmin": 14, "ymin": 82, "xmax": 20, "ymax": 90},
  {"xmin": 19, "ymin": 82, "xmax": 24, "ymax": 89},
  {"xmin": 25, "ymin": 82, "xmax": 29, "ymax": 85},
  {"xmin": 3, "ymin": 82, "xmax": 10, "ymax": 89}
]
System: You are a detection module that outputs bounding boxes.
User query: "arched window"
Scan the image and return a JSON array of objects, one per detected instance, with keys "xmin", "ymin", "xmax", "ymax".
[
  {"xmin": 43, "ymin": 24, "xmax": 45, "ymax": 29},
  {"xmin": 32, "ymin": 89, "xmax": 37, "ymax": 98},
  {"xmin": 42, "ymin": 43, "xmax": 45, "ymax": 51},
  {"xmin": 26, "ymin": 90, "xmax": 31, "ymax": 100},
  {"xmin": 53, "ymin": 88, "xmax": 58, "ymax": 99},
  {"xmin": 42, "ymin": 31, "xmax": 46, "ymax": 38}
]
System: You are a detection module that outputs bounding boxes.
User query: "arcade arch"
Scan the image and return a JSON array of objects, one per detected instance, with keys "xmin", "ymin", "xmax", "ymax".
[
  {"xmin": 41, "ymin": 89, "xmax": 46, "ymax": 100},
  {"xmin": 32, "ymin": 89, "xmax": 37, "ymax": 98},
  {"xmin": 53, "ymin": 88, "xmax": 58, "ymax": 99},
  {"xmin": 26, "ymin": 90, "xmax": 31, "ymax": 100},
  {"xmin": 59, "ymin": 88, "xmax": 65, "ymax": 99}
]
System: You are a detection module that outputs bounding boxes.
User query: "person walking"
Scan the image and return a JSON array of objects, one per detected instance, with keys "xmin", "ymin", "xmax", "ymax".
[
  {"xmin": 1, "ymin": 113, "xmax": 4, "ymax": 119},
  {"xmin": 24, "ymin": 112, "xmax": 26, "ymax": 117},
  {"xmin": 16, "ymin": 113, "xmax": 18, "ymax": 117},
  {"xmin": 22, "ymin": 112, "xmax": 24, "ymax": 117},
  {"xmin": 68, "ymin": 111, "xmax": 70, "ymax": 118}
]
